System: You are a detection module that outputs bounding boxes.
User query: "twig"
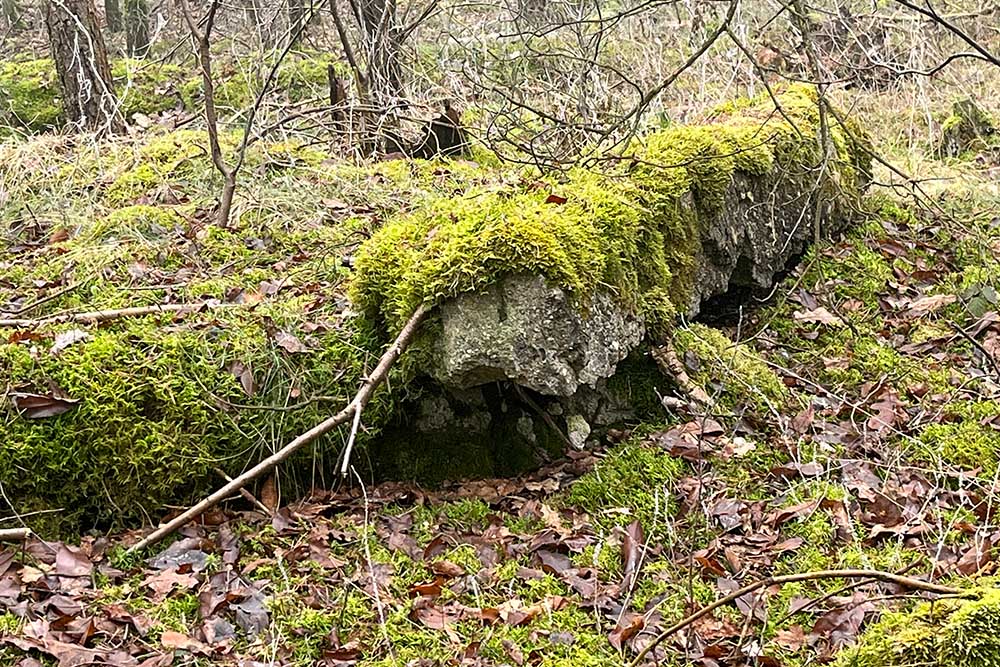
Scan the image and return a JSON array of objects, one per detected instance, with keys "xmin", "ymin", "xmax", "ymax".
[
  {"xmin": 593, "ymin": 0, "xmax": 738, "ymax": 154},
  {"xmin": 1, "ymin": 283, "xmax": 80, "ymax": 317},
  {"xmin": 627, "ymin": 568, "xmax": 959, "ymax": 667},
  {"xmin": 0, "ymin": 302, "xmax": 238, "ymax": 328},
  {"xmin": 339, "ymin": 303, "xmax": 430, "ymax": 476},
  {"xmin": 213, "ymin": 468, "xmax": 273, "ymax": 515},
  {"xmin": 650, "ymin": 342, "xmax": 711, "ymax": 407},
  {"xmin": 0, "ymin": 528, "xmax": 32, "ymax": 542},
  {"xmin": 948, "ymin": 321, "xmax": 1000, "ymax": 381},
  {"xmin": 126, "ymin": 303, "xmax": 431, "ymax": 554}
]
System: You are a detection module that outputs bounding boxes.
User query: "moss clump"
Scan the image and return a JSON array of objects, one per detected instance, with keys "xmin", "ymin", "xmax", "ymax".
[
  {"xmin": 937, "ymin": 98, "xmax": 997, "ymax": 159},
  {"xmin": 181, "ymin": 52, "xmax": 345, "ymax": 111},
  {"xmin": 562, "ymin": 438, "xmax": 684, "ymax": 539},
  {"xmin": 0, "ymin": 59, "xmax": 62, "ymax": 133},
  {"xmin": 112, "ymin": 60, "xmax": 189, "ymax": 119},
  {"xmin": 837, "ymin": 587, "xmax": 1000, "ymax": 667},
  {"xmin": 672, "ymin": 323, "xmax": 788, "ymax": 412},
  {"xmin": 351, "ymin": 86, "xmax": 869, "ymax": 338},
  {"xmin": 916, "ymin": 401, "xmax": 1000, "ymax": 475}
]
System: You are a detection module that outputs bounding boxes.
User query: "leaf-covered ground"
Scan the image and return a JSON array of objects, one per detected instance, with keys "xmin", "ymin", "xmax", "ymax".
[{"xmin": 3, "ymin": 169, "xmax": 1000, "ymax": 665}]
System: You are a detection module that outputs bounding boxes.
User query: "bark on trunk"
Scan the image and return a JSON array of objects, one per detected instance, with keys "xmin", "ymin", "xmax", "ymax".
[
  {"xmin": 104, "ymin": 0, "xmax": 121, "ymax": 31},
  {"xmin": 44, "ymin": 0, "xmax": 123, "ymax": 133},
  {"xmin": 358, "ymin": 0, "xmax": 401, "ymax": 154},
  {"xmin": 287, "ymin": 0, "xmax": 307, "ymax": 45},
  {"xmin": 3, "ymin": 0, "xmax": 24, "ymax": 31},
  {"xmin": 124, "ymin": 0, "xmax": 149, "ymax": 56}
]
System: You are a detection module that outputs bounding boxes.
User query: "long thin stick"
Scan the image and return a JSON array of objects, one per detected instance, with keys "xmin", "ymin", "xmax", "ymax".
[
  {"xmin": 127, "ymin": 303, "xmax": 431, "ymax": 554},
  {"xmin": 339, "ymin": 303, "xmax": 431, "ymax": 475},
  {"xmin": 0, "ymin": 303, "xmax": 237, "ymax": 328},
  {"xmin": 0, "ymin": 528, "xmax": 32, "ymax": 542},
  {"xmin": 627, "ymin": 568, "xmax": 959, "ymax": 667}
]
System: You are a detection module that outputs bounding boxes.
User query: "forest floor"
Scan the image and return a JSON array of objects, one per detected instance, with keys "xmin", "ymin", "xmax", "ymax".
[
  {"xmin": 3, "ymin": 31, "xmax": 1000, "ymax": 662},
  {"xmin": 3, "ymin": 131, "xmax": 1000, "ymax": 667}
]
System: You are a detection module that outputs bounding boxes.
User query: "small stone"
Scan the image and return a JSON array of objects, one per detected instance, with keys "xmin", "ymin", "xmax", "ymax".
[{"xmin": 566, "ymin": 414, "xmax": 591, "ymax": 450}]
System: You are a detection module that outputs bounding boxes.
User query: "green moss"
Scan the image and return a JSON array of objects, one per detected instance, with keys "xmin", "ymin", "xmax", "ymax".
[
  {"xmin": 672, "ymin": 323, "xmax": 788, "ymax": 412},
  {"xmin": 0, "ymin": 59, "xmax": 62, "ymax": 133},
  {"xmin": 150, "ymin": 593, "xmax": 201, "ymax": 636},
  {"xmin": 937, "ymin": 98, "xmax": 997, "ymax": 159},
  {"xmin": 0, "ymin": 54, "xmax": 339, "ymax": 135},
  {"xmin": 916, "ymin": 402, "xmax": 1000, "ymax": 475},
  {"xmin": 112, "ymin": 60, "xmax": 189, "ymax": 119},
  {"xmin": 0, "ymin": 59, "xmax": 193, "ymax": 134},
  {"xmin": 183, "ymin": 52, "xmax": 344, "ymax": 111},
  {"xmin": 351, "ymin": 86, "xmax": 868, "ymax": 338},
  {"xmin": 562, "ymin": 438, "xmax": 684, "ymax": 539},
  {"xmin": 0, "ymin": 613, "xmax": 21, "ymax": 635},
  {"xmin": 837, "ymin": 587, "xmax": 1000, "ymax": 667}
]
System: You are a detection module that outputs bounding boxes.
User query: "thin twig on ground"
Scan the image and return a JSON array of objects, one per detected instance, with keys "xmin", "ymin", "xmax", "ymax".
[
  {"xmin": 126, "ymin": 303, "xmax": 431, "ymax": 554},
  {"xmin": 0, "ymin": 528, "xmax": 32, "ymax": 542},
  {"xmin": 627, "ymin": 568, "xmax": 959, "ymax": 667},
  {"xmin": 213, "ymin": 467, "xmax": 273, "ymax": 516},
  {"xmin": 0, "ymin": 302, "xmax": 239, "ymax": 328}
]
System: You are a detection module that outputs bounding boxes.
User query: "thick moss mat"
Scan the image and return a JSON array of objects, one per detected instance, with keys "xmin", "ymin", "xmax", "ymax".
[
  {"xmin": 1, "ymin": 86, "xmax": 865, "ymax": 534},
  {"xmin": 351, "ymin": 86, "xmax": 871, "ymax": 337},
  {"xmin": 837, "ymin": 587, "xmax": 1000, "ymax": 667}
]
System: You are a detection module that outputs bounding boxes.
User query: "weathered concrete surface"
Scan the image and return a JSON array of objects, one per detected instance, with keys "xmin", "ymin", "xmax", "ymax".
[
  {"xmin": 689, "ymin": 173, "xmax": 814, "ymax": 315},
  {"xmin": 431, "ymin": 274, "xmax": 644, "ymax": 396},
  {"xmin": 429, "ymin": 176, "xmax": 847, "ymax": 399}
]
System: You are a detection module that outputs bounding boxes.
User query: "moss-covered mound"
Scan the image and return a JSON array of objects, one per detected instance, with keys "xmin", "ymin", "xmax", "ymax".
[
  {"xmin": 672, "ymin": 322, "xmax": 788, "ymax": 412},
  {"xmin": 0, "ymin": 53, "xmax": 340, "ymax": 134},
  {"xmin": 0, "ymin": 133, "xmax": 432, "ymax": 532},
  {"xmin": 0, "ymin": 86, "xmax": 866, "ymax": 535},
  {"xmin": 350, "ymin": 86, "xmax": 871, "ymax": 338},
  {"xmin": 937, "ymin": 98, "xmax": 997, "ymax": 159},
  {"xmin": 837, "ymin": 587, "xmax": 1000, "ymax": 667}
]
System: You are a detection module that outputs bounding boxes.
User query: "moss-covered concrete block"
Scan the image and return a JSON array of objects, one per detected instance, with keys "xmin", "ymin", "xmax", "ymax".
[
  {"xmin": 0, "ymin": 85, "xmax": 869, "ymax": 534},
  {"xmin": 837, "ymin": 587, "xmax": 1000, "ymax": 667},
  {"xmin": 351, "ymin": 86, "xmax": 870, "ymax": 398}
]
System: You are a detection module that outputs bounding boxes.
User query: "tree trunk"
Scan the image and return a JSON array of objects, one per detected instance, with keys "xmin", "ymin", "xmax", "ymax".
[
  {"xmin": 124, "ymin": 0, "xmax": 149, "ymax": 57},
  {"xmin": 104, "ymin": 0, "xmax": 121, "ymax": 31},
  {"xmin": 288, "ymin": 0, "xmax": 307, "ymax": 45},
  {"xmin": 44, "ymin": 0, "xmax": 123, "ymax": 133},
  {"xmin": 2, "ymin": 0, "xmax": 24, "ymax": 31},
  {"xmin": 358, "ymin": 0, "xmax": 401, "ymax": 154}
]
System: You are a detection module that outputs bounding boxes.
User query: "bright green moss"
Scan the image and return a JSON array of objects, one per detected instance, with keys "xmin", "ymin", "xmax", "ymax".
[
  {"xmin": 672, "ymin": 323, "xmax": 788, "ymax": 412},
  {"xmin": 0, "ymin": 55, "xmax": 338, "ymax": 135},
  {"xmin": 0, "ymin": 59, "xmax": 192, "ymax": 134},
  {"xmin": 917, "ymin": 403, "xmax": 1000, "ymax": 475},
  {"xmin": 562, "ymin": 438, "xmax": 683, "ymax": 540},
  {"xmin": 0, "ymin": 59, "xmax": 62, "ymax": 133},
  {"xmin": 837, "ymin": 587, "xmax": 1000, "ymax": 667},
  {"xmin": 112, "ymin": 60, "xmax": 189, "ymax": 119},
  {"xmin": 351, "ymin": 86, "xmax": 869, "ymax": 338},
  {"xmin": 182, "ymin": 52, "xmax": 344, "ymax": 111}
]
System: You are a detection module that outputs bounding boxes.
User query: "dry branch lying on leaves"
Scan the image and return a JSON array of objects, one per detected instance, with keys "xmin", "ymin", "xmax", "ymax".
[
  {"xmin": 0, "ymin": 302, "xmax": 240, "ymax": 328},
  {"xmin": 126, "ymin": 303, "xmax": 431, "ymax": 554},
  {"xmin": 0, "ymin": 528, "xmax": 32, "ymax": 541},
  {"xmin": 627, "ymin": 568, "xmax": 959, "ymax": 667}
]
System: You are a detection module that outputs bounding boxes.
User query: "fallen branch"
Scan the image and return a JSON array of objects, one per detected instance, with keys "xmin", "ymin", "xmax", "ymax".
[
  {"xmin": 0, "ymin": 528, "xmax": 32, "ymax": 542},
  {"xmin": 213, "ymin": 467, "xmax": 272, "ymax": 516},
  {"xmin": 0, "ymin": 302, "xmax": 239, "ymax": 328},
  {"xmin": 126, "ymin": 303, "xmax": 431, "ymax": 554},
  {"xmin": 627, "ymin": 568, "xmax": 959, "ymax": 667},
  {"xmin": 650, "ymin": 342, "xmax": 712, "ymax": 407}
]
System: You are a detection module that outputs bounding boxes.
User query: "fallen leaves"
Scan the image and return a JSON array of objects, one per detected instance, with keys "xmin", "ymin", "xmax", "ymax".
[{"xmin": 10, "ymin": 389, "xmax": 78, "ymax": 419}]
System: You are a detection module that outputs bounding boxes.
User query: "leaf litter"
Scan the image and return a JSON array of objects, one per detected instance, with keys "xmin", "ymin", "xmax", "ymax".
[{"xmin": 3, "ymin": 196, "xmax": 1000, "ymax": 666}]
